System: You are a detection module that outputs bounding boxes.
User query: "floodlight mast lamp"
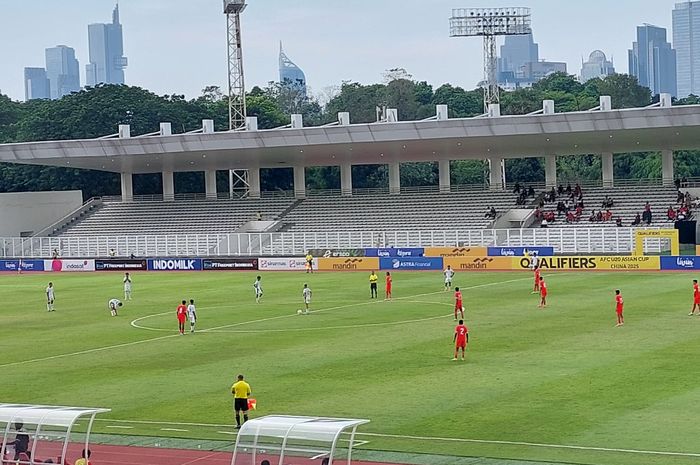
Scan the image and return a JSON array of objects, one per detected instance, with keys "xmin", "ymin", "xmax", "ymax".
[
  {"xmin": 450, "ymin": 7, "xmax": 532, "ymax": 112},
  {"xmin": 224, "ymin": 0, "xmax": 247, "ymax": 131}
]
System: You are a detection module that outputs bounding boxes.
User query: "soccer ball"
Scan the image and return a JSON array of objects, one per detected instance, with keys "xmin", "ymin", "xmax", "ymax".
[{"xmin": 297, "ymin": 309, "xmax": 303, "ymax": 315}]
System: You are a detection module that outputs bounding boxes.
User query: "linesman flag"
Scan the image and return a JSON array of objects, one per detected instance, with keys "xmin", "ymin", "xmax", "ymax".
[{"xmin": 247, "ymin": 398, "xmax": 257, "ymax": 410}]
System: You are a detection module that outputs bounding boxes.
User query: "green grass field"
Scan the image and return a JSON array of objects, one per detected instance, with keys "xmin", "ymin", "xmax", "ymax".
[{"xmin": 3, "ymin": 270, "xmax": 700, "ymax": 465}]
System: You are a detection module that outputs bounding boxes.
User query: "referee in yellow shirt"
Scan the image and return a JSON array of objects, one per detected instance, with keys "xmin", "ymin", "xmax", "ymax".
[
  {"xmin": 231, "ymin": 374, "xmax": 252, "ymax": 428},
  {"xmin": 369, "ymin": 270, "xmax": 378, "ymax": 298}
]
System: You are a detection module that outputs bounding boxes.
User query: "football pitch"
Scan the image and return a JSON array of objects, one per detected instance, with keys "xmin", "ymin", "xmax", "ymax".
[{"xmin": 3, "ymin": 270, "xmax": 700, "ymax": 465}]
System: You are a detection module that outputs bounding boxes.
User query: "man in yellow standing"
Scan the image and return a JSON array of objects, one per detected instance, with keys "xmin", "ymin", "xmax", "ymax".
[
  {"xmin": 305, "ymin": 252, "xmax": 314, "ymax": 273},
  {"xmin": 369, "ymin": 270, "xmax": 378, "ymax": 299},
  {"xmin": 231, "ymin": 374, "xmax": 252, "ymax": 429}
]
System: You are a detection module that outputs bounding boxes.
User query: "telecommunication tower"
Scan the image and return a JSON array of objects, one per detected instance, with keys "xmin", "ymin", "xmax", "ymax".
[
  {"xmin": 224, "ymin": 0, "xmax": 247, "ymax": 130},
  {"xmin": 224, "ymin": 0, "xmax": 249, "ymax": 197},
  {"xmin": 450, "ymin": 7, "xmax": 531, "ymax": 111}
]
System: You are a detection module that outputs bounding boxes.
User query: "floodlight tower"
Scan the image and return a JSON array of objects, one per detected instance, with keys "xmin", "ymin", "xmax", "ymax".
[
  {"xmin": 224, "ymin": 0, "xmax": 247, "ymax": 130},
  {"xmin": 450, "ymin": 7, "xmax": 532, "ymax": 111}
]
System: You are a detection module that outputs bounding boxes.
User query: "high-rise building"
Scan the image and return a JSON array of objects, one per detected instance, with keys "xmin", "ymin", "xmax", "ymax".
[
  {"xmin": 86, "ymin": 4, "xmax": 127, "ymax": 86},
  {"xmin": 498, "ymin": 33, "xmax": 539, "ymax": 79},
  {"xmin": 24, "ymin": 67, "xmax": 51, "ymax": 100},
  {"xmin": 45, "ymin": 45, "xmax": 80, "ymax": 99},
  {"xmin": 580, "ymin": 50, "xmax": 616, "ymax": 82},
  {"xmin": 279, "ymin": 43, "xmax": 306, "ymax": 96},
  {"xmin": 628, "ymin": 24, "xmax": 677, "ymax": 96},
  {"xmin": 673, "ymin": 1, "xmax": 700, "ymax": 97}
]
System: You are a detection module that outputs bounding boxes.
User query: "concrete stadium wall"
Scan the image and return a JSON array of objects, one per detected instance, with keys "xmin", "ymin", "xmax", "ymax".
[{"xmin": 0, "ymin": 191, "xmax": 82, "ymax": 237}]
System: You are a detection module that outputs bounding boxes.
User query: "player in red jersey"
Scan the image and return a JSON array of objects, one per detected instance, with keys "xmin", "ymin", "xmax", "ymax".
[
  {"xmin": 615, "ymin": 289, "xmax": 624, "ymax": 326},
  {"xmin": 538, "ymin": 277, "xmax": 547, "ymax": 308},
  {"xmin": 690, "ymin": 279, "xmax": 700, "ymax": 316},
  {"xmin": 454, "ymin": 287, "xmax": 464, "ymax": 320},
  {"xmin": 176, "ymin": 300, "xmax": 188, "ymax": 335},
  {"xmin": 453, "ymin": 319, "xmax": 469, "ymax": 361},
  {"xmin": 532, "ymin": 266, "xmax": 541, "ymax": 294},
  {"xmin": 385, "ymin": 272, "xmax": 392, "ymax": 301}
]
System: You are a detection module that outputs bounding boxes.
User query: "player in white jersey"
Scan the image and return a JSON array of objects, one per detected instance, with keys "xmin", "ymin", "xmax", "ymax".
[
  {"xmin": 46, "ymin": 282, "xmax": 55, "ymax": 312},
  {"xmin": 301, "ymin": 283, "xmax": 312, "ymax": 314},
  {"xmin": 108, "ymin": 298, "xmax": 123, "ymax": 317},
  {"xmin": 530, "ymin": 252, "xmax": 539, "ymax": 270},
  {"xmin": 253, "ymin": 276, "xmax": 263, "ymax": 303},
  {"xmin": 444, "ymin": 265, "xmax": 455, "ymax": 291},
  {"xmin": 123, "ymin": 272, "xmax": 132, "ymax": 300},
  {"xmin": 187, "ymin": 299, "xmax": 197, "ymax": 333}
]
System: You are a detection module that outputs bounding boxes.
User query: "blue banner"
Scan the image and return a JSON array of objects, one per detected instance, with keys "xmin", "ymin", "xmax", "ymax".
[
  {"xmin": 365, "ymin": 248, "xmax": 424, "ymax": 258},
  {"xmin": 380, "ymin": 257, "xmax": 443, "ymax": 271},
  {"xmin": 488, "ymin": 247, "xmax": 555, "ymax": 257},
  {"xmin": 0, "ymin": 260, "xmax": 45, "ymax": 272},
  {"xmin": 147, "ymin": 258, "xmax": 203, "ymax": 271},
  {"xmin": 660, "ymin": 256, "xmax": 700, "ymax": 270}
]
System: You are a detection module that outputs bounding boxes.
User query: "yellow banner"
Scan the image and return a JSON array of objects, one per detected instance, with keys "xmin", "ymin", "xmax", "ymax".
[
  {"xmin": 513, "ymin": 255, "xmax": 660, "ymax": 271},
  {"xmin": 424, "ymin": 246, "xmax": 488, "ymax": 257},
  {"xmin": 444, "ymin": 257, "xmax": 513, "ymax": 271},
  {"xmin": 696, "ymin": 245, "xmax": 700, "ymax": 256},
  {"xmin": 317, "ymin": 257, "xmax": 380, "ymax": 271}
]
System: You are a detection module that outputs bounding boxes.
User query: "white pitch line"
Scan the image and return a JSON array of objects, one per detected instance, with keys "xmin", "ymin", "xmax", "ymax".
[
  {"xmin": 160, "ymin": 428, "xmax": 189, "ymax": 432},
  {"xmin": 104, "ymin": 425, "xmax": 134, "ymax": 429},
  {"xmin": 217, "ymin": 431, "xmax": 237, "ymax": 435}
]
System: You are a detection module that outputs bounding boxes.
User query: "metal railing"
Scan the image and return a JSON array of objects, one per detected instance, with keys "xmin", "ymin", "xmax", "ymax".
[{"xmin": 0, "ymin": 227, "xmax": 671, "ymax": 258}]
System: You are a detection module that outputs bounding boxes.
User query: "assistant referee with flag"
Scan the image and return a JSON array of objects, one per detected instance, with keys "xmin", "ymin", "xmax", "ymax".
[{"xmin": 231, "ymin": 374, "xmax": 252, "ymax": 428}]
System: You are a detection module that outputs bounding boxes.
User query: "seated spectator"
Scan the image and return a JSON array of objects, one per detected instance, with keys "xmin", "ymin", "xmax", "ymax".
[
  {"xmin": 564, "ymin": 199, "xmax": 572, "ymax": 211},
  {"xmin": 528, "ymin": 186, "xmax": 535, "ymax": 197},
  {"xmin": 109, "ymin": 248, "xmax": 116, "ymax": 257},
  {"xmin": 255, "ymin": 211, "xmax": 262, "ymax": 221},
  {"xmin": 566, "ymin": 183, "xmax": 572, "ymax": 194},
  {"xmin": 601, "ymin": 196, "xmax": 614, "ymax": 208},
  {"xmin": 74, "ymin": 449, "xmax": 91, "ymax": 465},
  {"xmin": 513, "ymin": 182, "xmax": 521, "ymax": 194},
  {"xmin": 677, "ymin": 190, "xmax": 685, "ymax": 203},
  {"xmin": 631, "ymin": 212, "xmax": 641, "ymax": 226},
  {"xmin": 642, "ymin": 208, "xmax": 652, "ymax": 225},
  {"xmin": 534, "ymin": 207, "xmax": 542, "ymax": 220},
  {"xmin": 668, "ymin": 206, "xmax": 676, "ymax": 221},
  {"xmin": 557, "ymin": 184, "xmax": 564, "ymax": 195},
  {"xmin": 603, "ymin": 209, "xmax": 613, "ymax": 221},
  {"xmin": 596, "ymin": 210, "xmax": 603, "ymax": 222},
  {"xmin": 682, "ymin": 176, "xmax": 688, "ymax": 187},
  {"xmin": 550, "ymin": 186, "xmax": 556, "ymax": 200},
  {"xmin": 485, "ymin": 207, "xmax": 497, "ymax": 219},
  {"xmin": 678, "ymin": 210, "xmax": 687, "ymax": 221},
  {"xmin": 566, "ymin": 211, "xmax": 575, "ymax": 223},
  {"xmin": 556, "ymin": 201, "xmax": 566, "ymax": 214},
  {"xmin": 576, "ymin": 199, "xmax": 585, "ymax": 210},
  {"xmin": 675, "ymin": 178, "xmax": 681, "ymax": 189},
  {"xmin": 644, "ymin": 201, "xmax": 651, "ymax": 212},
  {"xmin": 538, "ymin": 198, "xmax": 545, "ymax": 208},
  {"xmin": 589, "ymin": 211, "xmax": 597, "ymax": 222},
  {"xmin": 574, "ymin": 183, "xmax": 582, "ymax": 197},
  {"xmin": 616, "ymin": 217, "xmax": 623, "ymax": 227},
  {"xmin": 685, "ymin": 191, "xmax": 692, "ymax": 204}
]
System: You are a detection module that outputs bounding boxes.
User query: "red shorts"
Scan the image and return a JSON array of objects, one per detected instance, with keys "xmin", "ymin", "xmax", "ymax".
[
  {"xmin": 386, "ymin": 286, "xmax": 392, "ymax": 293},
  {"xmin": 616, "ymin": 308, "xmax": 623, "ymax": 315},
  {"xmin": 177, "ymin": 316, "xmax": 186, "ymax": 323},
  {"xmin": 540, "ymin": 292, "xmax": 547, "ymax": 298},
  {"xmin": 456, "ymin": 339, "xmax": 467, "ymax": 349},
  {"xmin": 694, "ymin": 297, "xmax": 700, "ymax": 304},
  {"xmin": 455, "ymin": 302, "xmax": 463, "ymax": 310}
]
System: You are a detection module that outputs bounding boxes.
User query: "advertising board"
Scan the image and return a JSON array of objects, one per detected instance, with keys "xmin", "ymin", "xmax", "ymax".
[
  {"xmin": 513, "ymin": 255, "xmax": 660, "ymax": 271},
  {"xmin": 95, "ymin": 259, "xmax": 148, "ymax": 271},
  {"xmin": 660, "ymin": 256, "xmax": 700, "ymax": 270},
  {"xmin": 308, "ymin": 249, "xmax": 365, "ymax": 258},
  {"xmin": 258, "ymin": 257, "xmax": 317, "ymax": 271},
  {"xmin": 487, "ymin": 246, "xmax": 555, "ymax": 257},
  {"xmin": 443, "ymin": 256, "xmax": 513, "ymax": 271},
  {"xmin": 317, "ymin": 257, "xmax": 379, "ymax": 271},
  {"xmin": 147, "ymin": 258, "xmax": 203, "ymax": 271},
  {"xmin": 0, "ymin": 260, "xmax": 45, "ymax": 272},
  {"xmin": 43, "ymin": 259, "xmax": 95, "ymax": 272},
  {"xmin": 203, "ymin": 258, "xmax": 258, "ymax": 271},
  {"xmin": 423, "ymin": 247, "xmax": 488, "ymax": 257},
  {"xmin": 364, "ymin": 248, "xmax": 424, "ymax": 257},
  {"xmin": 379, "ymin": 257, "xmax": 443, "ymax": 271}
]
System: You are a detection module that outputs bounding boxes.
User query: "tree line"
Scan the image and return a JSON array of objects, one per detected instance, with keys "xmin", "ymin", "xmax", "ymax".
[{"xmin": 1, "ymin": 72, "xmax": 699, "ymax": 199}]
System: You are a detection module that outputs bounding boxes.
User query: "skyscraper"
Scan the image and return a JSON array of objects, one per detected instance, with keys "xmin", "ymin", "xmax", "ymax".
[
  {"xmin": 24, "ymin": 67, "xmax": 50, "ymax": 100},
  {"xmin": 673, "ymin": 1, "xmax": 700, "ymax": 97},
  {"xmin": 580, "ymin": 50, "xmax": 616, "ymax": 82},
  {"xmin": 279, "ymin": 43, "xmax": 306, "ymax": 96},
  {"xmin": 498, "ymin": 33, "xmax": 539, "ymax": 79},
  {"xmin": 45, "ymin": 45, "xmax": 80, "ymax": 99},
  {"xmin": 628, "ymin": 24, "xmax": 677, "ymax": 96},
  {"xmin": 86, "ymin": 4, "xmax": 127, "ymax": 86}
]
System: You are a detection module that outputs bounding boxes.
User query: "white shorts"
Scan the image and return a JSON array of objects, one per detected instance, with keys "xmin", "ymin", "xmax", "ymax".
[
  {"xmin": 445, "ymin": 278, "xmax": 453, "ymax": 284},
  {"xmin": 189, "ymin": 316, "xmax": 196, "ymax": 323},
  {"xmin": 304, "ymin": 298, "xmax": 311, "ymax": 304}
]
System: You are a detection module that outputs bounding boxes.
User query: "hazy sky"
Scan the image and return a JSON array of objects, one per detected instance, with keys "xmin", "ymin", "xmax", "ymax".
[{"xmin": 0, "ymin": 0, "xmax": 683, "ymax": 102}]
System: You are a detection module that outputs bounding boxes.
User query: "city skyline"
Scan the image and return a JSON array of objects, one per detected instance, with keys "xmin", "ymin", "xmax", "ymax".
[
  {"xmin": 0, "ymin": 0, "xmax": 686, "ymax": 102},
  {"xmin": 86, "ymin": 4, "xmax": 128, "ymax": 87}
]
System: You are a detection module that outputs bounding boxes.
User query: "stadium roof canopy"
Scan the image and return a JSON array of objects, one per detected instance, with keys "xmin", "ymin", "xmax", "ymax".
[{"xmin": 1, "ymin": 102, "xmax": 700, "ymax": 174}]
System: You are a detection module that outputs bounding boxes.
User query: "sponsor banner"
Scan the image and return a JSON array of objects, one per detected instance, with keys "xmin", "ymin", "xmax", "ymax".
[
  {"xmin": 487, "ymin": 246, "xmax": 555, "ymax": 257},
  {"xmin": 513, "ymin": 255, "xmax": 660, "ymax": 271},
  {"xmin": 44, "ymin": 259, "xmax": 95, "ymax": 272},
  {"xmin": 380, "ymin": 257, "xmax": 443, "ymax": 271},
  {"xmin": 95, "ymin": 259, "xmax": 148, "ymax": 271},
  {"xmin": 423, "ymin": 247, "xmax": 488, "ymax": 257},
  {"xmin": 696, "ymin": 245, "xmax": 700, "ymax": 256},
  {"xmin": 147, "ymin": 258, "xmax": 203, "ymax": 271},
  {"xmin": 364, "ymin": 248, "xmax": 424, "ymax": 258},
  {"xmin": 318, "ymin": 257, "xmax": 380, "ymax": 271},
  {"xmin": 0, "ymin": 260, "xmax": 45, "ymax": 272},
  {"xmin": 444, "ymin": 256, "xmax": 513, "ymax": 271},
  {"xmin": 308, "ymin": 248, "xmax": 365, "ymax": 258},
  {"xmin": 258, "ymin": 257, "xmax": 318, "ymax": 271},
  {"xmin": 203, "ymin": 258, "xmax": 258, "ymax": 271},
  {"xmin": 661, "ymin": 256, "xmax": 700, "ymax": 270}
]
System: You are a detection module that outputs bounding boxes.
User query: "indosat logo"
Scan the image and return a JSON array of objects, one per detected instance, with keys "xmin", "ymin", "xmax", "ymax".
[{"xmin": 332, "ymin": 258, "xmax": 364, "ymax": 270}]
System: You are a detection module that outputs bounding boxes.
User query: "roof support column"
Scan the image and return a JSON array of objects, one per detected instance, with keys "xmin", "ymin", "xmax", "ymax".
[
  {"xmin": 293, "ymin": 166, "xmax": 306, "ymax": 199},
  {"xmin": 488, "ymin": 157, "xmax": 504, "ymax": 190},
  {"xmin": 248, "ymin": 167, "xmax": 261, "ymax": 199},
  {"xmin": 162, "ymin": 171, "xmax": 174, "ymax": 201},
  {"xmin": 545, "ymin": 155, "xmax": 557, "ymax": 188},
  {"xmin": 438, "ymin": 160, "xmax": 450, "ymax": 193},
  {"xmin": 340, "ymin": 163, "xmax": 352, "ymax": 196},
  {"xmin": 662, "ymin": 149, "xmax": 674, "ymax": 186},
  {"xmin": 205, "ymin": 170, "xmax": 217, "ymax": 199},
  {"xmin": 120, "ymin": 172, "xmax": 133, "ymax": 202},
  {"xmin": 602, "ymin": 152, "xmax": 614, "ymax": 188},
  {"xmin": 388, "ymin": 162, "xmax": 400, "ymax": 195}
]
